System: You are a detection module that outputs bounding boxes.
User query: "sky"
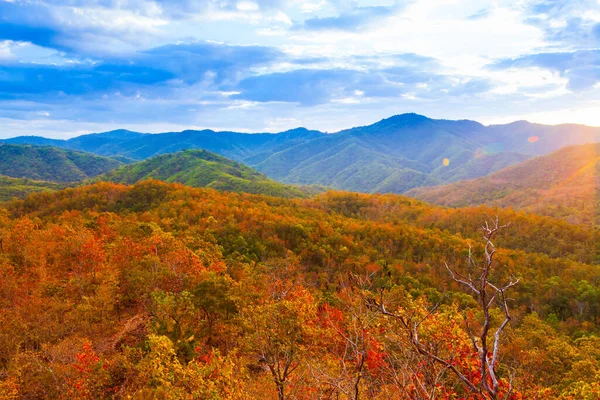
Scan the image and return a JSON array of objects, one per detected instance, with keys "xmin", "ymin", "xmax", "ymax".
[{"xmin": 0, "ymin": 0, "xmax": 600, "ymax": 138}]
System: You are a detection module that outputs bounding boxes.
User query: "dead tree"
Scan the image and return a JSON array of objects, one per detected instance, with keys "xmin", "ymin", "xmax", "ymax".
[
  {"xmin": 372, "ymin": 216, "xmax": 518, "ymax": 399},
  {"xmin": 446, "ymin": 216, "xmax": 518, "ymax": 398}
]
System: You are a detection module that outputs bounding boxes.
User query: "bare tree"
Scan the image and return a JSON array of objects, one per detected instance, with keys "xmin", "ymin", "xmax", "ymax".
[
  {"xmin": 445, "ymin": 217, "xmax": 519, "ymax": 398},
  {"xmin": 371, "ymin": 216, "xmax": 518, "ymax": 399}
]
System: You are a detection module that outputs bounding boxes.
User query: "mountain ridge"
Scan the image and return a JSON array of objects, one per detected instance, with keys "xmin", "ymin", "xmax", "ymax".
[
  {"xmin": 0, "ymin": 143, "xmax": 124, "ymax": 183},
  {"xmin": 98, "ymin": 149, "xmax": 324, "ymax": 198},
  {"xmin": 8, "ymin": 113, "xmax": 600, "ymax": 144},
  {"xmin": 5, "ymin": 113, "xmax": 600, "ymax": 194}
]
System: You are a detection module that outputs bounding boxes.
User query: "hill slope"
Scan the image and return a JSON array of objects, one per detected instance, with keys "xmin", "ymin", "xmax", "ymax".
[
  {"xmin": 99, "ymin": 149, "xmax": 321, "ymax": 198},
  {"xmin": 407, "ymin": 143, "xmax": 600, "ymax": 225},
  {"xmin": 0, "ymin": 175, "xmax": 64, "ymax": 201},
  {"xmin": 5, "ymin": 114, "xmax": 600, "ymax": 193},
  {"xmin": 0, "ymin": 144, "xmax": 123, "ymax": 182}
]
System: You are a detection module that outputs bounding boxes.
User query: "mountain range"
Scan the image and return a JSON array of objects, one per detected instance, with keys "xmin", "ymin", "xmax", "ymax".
[{"xmin": 6, "ymin": 113, "xmax": 600, "ymax": 193}]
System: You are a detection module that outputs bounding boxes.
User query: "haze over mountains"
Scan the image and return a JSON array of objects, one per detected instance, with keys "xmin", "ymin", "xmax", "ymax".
[
  {"xmin": 408, "ymin": 143, "xmax": 600, "ymax": 225},
  {"xmin": 6, "ymin": 113, "xmax": 600, "ymax": 194}
]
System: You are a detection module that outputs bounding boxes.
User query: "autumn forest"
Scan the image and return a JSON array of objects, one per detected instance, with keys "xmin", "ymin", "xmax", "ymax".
[
  {"xmin": 4, "ymin": 0, "xmax": 600, "ymax": 396},
  {"xmin": 0, "ymin": 176, "xmax": 599, "ymax": 399}
]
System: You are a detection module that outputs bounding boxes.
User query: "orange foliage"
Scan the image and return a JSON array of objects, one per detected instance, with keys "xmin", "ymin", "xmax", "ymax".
[{"xmin": 0, "ymin": 180, "xmax": 598, "ymax": 398}]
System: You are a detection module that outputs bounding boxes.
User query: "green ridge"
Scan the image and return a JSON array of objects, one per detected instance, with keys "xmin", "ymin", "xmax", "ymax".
[
  {"xmin": 0, "ymin": 144, "xmax": 123, "ymax": 182},
  {"xmin": 99, "ymin": 149, "xmax": 325, "ymax": 198}
]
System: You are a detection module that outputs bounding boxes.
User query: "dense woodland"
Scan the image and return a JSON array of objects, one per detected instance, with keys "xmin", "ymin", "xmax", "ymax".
[
  {"xmin": 0, "ymin": 176, "xmax": 64, "ymax": 202},
  {"xmin": 1, "ymin": 180, "xmax": 600, "ymax": 399}
]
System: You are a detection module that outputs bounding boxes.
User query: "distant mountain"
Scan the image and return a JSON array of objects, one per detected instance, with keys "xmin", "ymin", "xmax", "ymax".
[
  {"xmin": 4, "ymin": 127, "xmax": 325, "ymax": 161},
  {"xmin": 0, "ymin": 175, "xmax": 64, "ymax": 202},
  {"xmin": 0, "ymin": 144, "xmax": 123, "ymax": 182},
  {"xmin": 407, "ymin": 143, "xmax": 600, "ymax": 225},
  {"xmin": 99, "ymin": 149, "xmax": 323, "ymax": 198},
  {"xmin": 6, "ymin": 114, "xmax": 600, "ymax": 193},
  {"xmin": 248, "ymin": 114, "xmax": 535, "ymax": 192}
]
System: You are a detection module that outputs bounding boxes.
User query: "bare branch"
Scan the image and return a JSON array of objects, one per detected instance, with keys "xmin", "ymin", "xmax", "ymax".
[
  {"xmin": 445, "ymin": 262, "xmax": 480, "ymax": 295},
  {"xmin": 378, "ymin": 216, "xmax": 517, "ymax": 399},
  {"xmin": 375, "ymin": 301, "xmax": 481, "ymax": 394}
]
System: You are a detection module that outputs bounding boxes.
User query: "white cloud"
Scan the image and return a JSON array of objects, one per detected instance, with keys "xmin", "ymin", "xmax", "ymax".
[
  {"xmin": 273, "ymin": 11, "xmax": 293, "ymax": 25},
  {"xmin": 300, "ymin": 1, "xmax": 328, "ymax": 13},
  {"xmin": 2, "ymin": 0, "xmax": 600, "ymax": 138},
  {"xmin": 237, "ymin": 1, "xmax": 260, "ymax": 11},
  {"xmin": 285, "ymin": 2, "xmax": 546, "ymax": 63},
  {"xmin": 0, "ymin": 40, "xmax": 16, "ymax": 60},
  {"xmin": 487, "ymin": 67, "xmax": 569, "ymax": 96}
]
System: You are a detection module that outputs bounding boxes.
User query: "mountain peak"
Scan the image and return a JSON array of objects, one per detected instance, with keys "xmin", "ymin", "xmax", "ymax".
[
  {"xmin": 387, "ymin": 113, "xmax": 430, "ymax": 121},
  {"xmin": 281, "ymin": 127, "xmax": 310, "ymax": 134},
  {"xmin": 375, "ymin": 113, "xmax": 432, "ymax": 127},
  {"xmin": 491, "ymin": 120, "xmax": 532, "ymax": 128},
  {"xmin": 88, "ymin": 129, "xmax": 145, "ymax": 140},
  {"xmin": 278, "ymin": 127, "xmax": 325, "ymax": 137}
]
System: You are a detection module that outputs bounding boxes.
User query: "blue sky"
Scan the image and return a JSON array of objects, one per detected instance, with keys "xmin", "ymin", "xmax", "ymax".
[{"xmin": 0, "ymin": 0, "xmax": 599, "ymax": 138}]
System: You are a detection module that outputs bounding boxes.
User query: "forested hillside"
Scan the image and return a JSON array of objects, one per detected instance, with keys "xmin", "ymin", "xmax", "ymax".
[
  {"xmin": 0, "ymin": 175, "xmax": 64, "ymax": 202},
  {"xmin": 1, "ymin": 180, "xmax": 599, "ymax": 398},
  {"xmin": 407, "ymin": 143, "xmax": 600, "ymax": 225},
  {"xmin": 100, "ymin": 149, "xmax": 323, "ymax": 198},
  {"xmin": 7, "ymin": 114, "xmax": 599, "ymax": 193},
  {"xmin": 0, "ymin": 144, "xmax": 123, "ymax": 183}
]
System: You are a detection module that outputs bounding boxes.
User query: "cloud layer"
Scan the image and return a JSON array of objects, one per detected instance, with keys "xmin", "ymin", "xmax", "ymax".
[{"xmin": 0, "ymin": 0, "xmax": 599, "ymax": 138}]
